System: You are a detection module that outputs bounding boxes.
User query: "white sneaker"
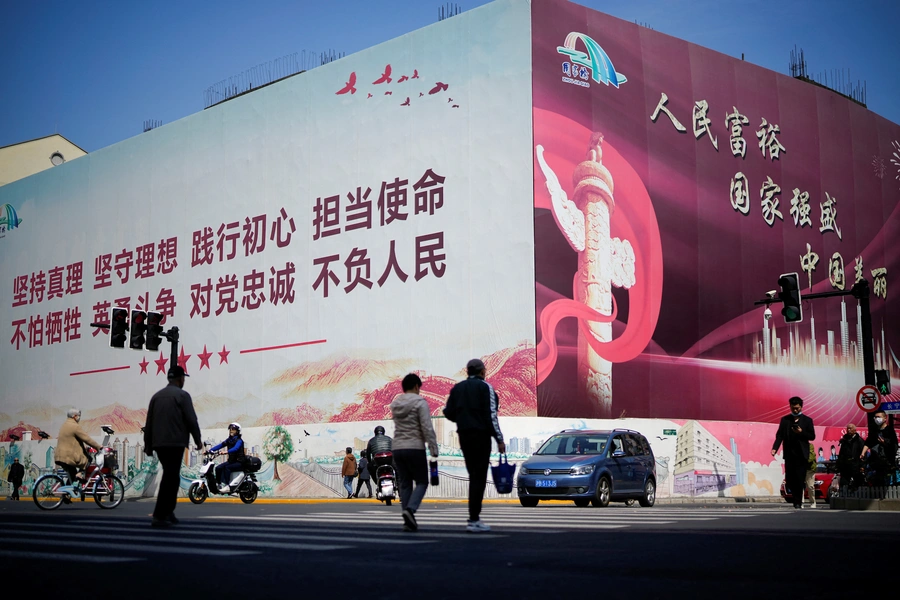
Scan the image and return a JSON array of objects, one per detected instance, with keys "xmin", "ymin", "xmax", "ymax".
[
  {"xmin": 218, "ymin": 484, "xmax": 230, "ymax": 493},
  {"xmin": 808, "ymin": 501, "xmax": 817, "ymax": 509},
  {"xmin": 466, "ymin": 520, "xmax": 491, "ymax": 533}
]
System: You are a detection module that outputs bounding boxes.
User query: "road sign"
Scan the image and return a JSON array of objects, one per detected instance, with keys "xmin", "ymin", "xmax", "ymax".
[
  {"xmin": 856, "ymin": 385, "xmax": 881, "ymax": 413},
  {"xmin": 662, "ymin": 429, "xmax": 677, "ymax": 436},
  {"xmin": 880, "ymin": 401, "xmax": 900, "ymax": 415}
]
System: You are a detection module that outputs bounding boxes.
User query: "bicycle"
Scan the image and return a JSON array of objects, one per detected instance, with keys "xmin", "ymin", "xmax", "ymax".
[{"xmin": 32, "ymin": 425, "xmax": 125, "ymax": 510}]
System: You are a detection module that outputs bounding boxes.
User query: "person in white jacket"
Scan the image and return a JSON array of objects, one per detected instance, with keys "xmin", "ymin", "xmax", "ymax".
[{"xmin": 390, "ymin": 373, "xmax": 439, "ymax": 532}]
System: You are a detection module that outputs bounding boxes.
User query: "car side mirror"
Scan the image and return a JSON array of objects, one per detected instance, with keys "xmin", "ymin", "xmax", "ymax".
[{"xmin": 612, "ymin": 450, "xmax": 625, "ymax": 458}]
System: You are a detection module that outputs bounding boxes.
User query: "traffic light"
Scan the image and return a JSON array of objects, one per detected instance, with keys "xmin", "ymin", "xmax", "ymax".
[
  {"xmin": 109, "ymin": 308, "xmax": 128, "ymax": 348},
  {"xmin": 778, "ymin": 272, "xmax": 803, "ymax": 323},
  {"xmin": 876, "ymin": 369, "xmax": 891, "ymax": 396},
  {"xmin": 146, "ymin": 311, "xmax": 164, "ymax": 352},
  {"xmin": 129, "ymin": 310, "xmax": 147, "ymax": 350}
]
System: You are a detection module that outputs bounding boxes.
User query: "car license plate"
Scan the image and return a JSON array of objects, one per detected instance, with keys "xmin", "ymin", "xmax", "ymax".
[{"xmin": 535, "ymin": 479, "xmax": 557, "ymax": 488}]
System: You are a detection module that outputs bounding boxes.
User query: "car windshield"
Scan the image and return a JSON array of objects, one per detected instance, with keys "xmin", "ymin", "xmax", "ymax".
[{"xmin": 536, "ymin": 434, "xmax": 609, "ymax": 456}]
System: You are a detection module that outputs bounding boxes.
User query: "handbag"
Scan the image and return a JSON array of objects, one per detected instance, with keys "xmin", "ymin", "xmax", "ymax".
[{"xmin": 490, "ymin": 453, "xmax": 516, "ymax": 494}]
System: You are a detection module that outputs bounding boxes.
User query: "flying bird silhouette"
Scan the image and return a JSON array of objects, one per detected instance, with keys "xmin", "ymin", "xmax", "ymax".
[
  {"xmin": 384, "ymin": 91, "xmax": 393, "ymax": 96},
  {"xmin": 304, "ymin": 430, "xmax": 311, "ymax": 436},
  {"xmin": 373, "ymin": 64, "xmax": 392, "ymax": 84},
  {"xmin": 367, "ymin": 93, "xmax": 373, "ymax": 99},
  {"xmin": 411, "ymin": 69, "xmax": 419, "ymax": 79},
  {"xmin": 419, "ymin": 92, "xmax": 424, "ymax": 97},
  {"xmin": 451, "ymin": 104, "xmax": 459, "ymax": 108},
  {"xmin": 447, "ymin": 98, "xmax": 453, "ymax": 102},
  {"xmin": 428, "ymin": 82, "xmax": 449, "ymax": 95},
  {"xmin": 400, "ymin": 97, "xmax": 410, "ymax": 106},
  {"xmin": 398, "ymin": 75, "xmax": 409, "ymax": 83},
  {"xmin": 335, "ymin": 72, "xmax": 357, "ymax": 95}
]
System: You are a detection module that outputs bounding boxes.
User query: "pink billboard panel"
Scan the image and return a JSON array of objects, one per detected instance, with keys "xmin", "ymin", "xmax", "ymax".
[{"xmin": 531, "ymin": 0, "xmax": 900, "ymax": 427}]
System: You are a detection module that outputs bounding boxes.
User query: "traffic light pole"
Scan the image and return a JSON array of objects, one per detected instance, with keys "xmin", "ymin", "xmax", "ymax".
[
  {"xmin": 754, "ymin": 278, "xmax": 887, "ymax": 430},
  {"xmin": 164, "ymin": 326, "xmax": 180, "ymax": 372}
]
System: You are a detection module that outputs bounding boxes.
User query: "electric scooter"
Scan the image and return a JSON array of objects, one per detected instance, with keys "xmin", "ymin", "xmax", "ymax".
[
  {"xmin": 372, "ymin": 450, "xmax": 397, "ymax": 506},
  {"xmin": 188, "ymin": 449, "xmax": 260, "ymax": 504}
]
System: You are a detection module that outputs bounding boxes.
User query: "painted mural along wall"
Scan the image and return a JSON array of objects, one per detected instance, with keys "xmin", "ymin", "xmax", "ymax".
[{"xmin": 531, "ymin": 0, "xmax": 899, "ymax": 427}]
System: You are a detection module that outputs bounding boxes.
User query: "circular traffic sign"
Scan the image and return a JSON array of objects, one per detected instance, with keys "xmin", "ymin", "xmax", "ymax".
[{"xmin": 856, "ymin": 385, "xmax": 881, "ymax": 413}]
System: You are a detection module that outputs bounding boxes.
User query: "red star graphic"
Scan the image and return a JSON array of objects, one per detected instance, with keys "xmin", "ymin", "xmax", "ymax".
[
  {"xmin": 218, "ymin": 344, "xmax": 230, "ymax": 365},
  {"xmin": 177, "ymin": 347, "xmax": 192, "ymax": 374},
  {"xmin": 154, "ymin": 352, "xmax": 168, "ymax": 375},
  {"xmin": 139, "ymin": 357, "xmax": 149, "ymax": 374},
  {"xmin": 198, "ymin": 345, "xmax": 213, "ymax": 370}
]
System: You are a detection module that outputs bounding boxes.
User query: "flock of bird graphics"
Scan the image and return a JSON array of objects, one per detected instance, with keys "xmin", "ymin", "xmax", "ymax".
[{"xmin": 336, "ymin": 64, "xmax": 459, "ymax": 108}]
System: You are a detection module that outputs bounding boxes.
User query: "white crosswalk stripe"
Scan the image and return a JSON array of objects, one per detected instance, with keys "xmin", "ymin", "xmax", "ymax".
[{"xmin": 200, "ymin": 505, "xmax": 791, "ymax": 532}]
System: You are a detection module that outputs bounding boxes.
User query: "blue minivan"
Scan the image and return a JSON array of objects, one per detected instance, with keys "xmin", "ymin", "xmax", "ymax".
[{"xmin": 516, "ymin": 429, "xmax": 656, "ymax": 508}]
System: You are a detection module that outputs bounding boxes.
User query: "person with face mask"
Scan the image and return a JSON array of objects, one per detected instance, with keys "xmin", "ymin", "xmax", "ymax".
[
  {"xmin": 771, "ymin": 396, "xmax": 816, "ymax": 509},
  {"xmin": 861, "ymin": 410, "xmax": 898, "ymax": 488},
  {"xmin": 838, "ymin": 423, "xmax": 865, "ymax": 492}
]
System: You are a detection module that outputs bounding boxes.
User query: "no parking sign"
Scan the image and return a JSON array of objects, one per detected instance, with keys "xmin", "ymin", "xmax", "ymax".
[{"xmin": 856, "ymin": 385, "xmax": 881, "ymax": 413}]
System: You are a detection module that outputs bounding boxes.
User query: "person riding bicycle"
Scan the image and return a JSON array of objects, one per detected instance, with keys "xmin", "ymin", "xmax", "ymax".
[
  {"xmin": 210, "ymin": 422, "xmax": 247, "ymax": 492},
  {"xmin": 366, "ymin": 425, "xmax": 393, "ymax": 480},
  {"xmin": 53, "ymin": 408, "xmax": 102, "ymax": 495}
]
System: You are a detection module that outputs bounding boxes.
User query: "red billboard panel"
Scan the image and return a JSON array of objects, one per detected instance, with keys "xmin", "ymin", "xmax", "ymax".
[{"xmin": 532, "ymin": 0, "xmax": 900, "ymax": 426}]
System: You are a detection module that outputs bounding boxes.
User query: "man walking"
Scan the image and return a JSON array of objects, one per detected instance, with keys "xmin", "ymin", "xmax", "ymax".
[
  {"xmin": 144, "ymin": 366, "xmax": 202, "ymax": 528},
  {"xmin": 862, "ymin": 409, "xmax": 898, "ymax": 488},
  {"xmin": 341, "ymin": 447, "xmax": 357, "ymax": 499},
  {"xmin": 837, "ymin": 423, "xmax": 864, "ymax": 492},
  {"xmin": 444, "ymin": 358, "xmax": 505, "ymax": 532},
  {"xmin": 771, "ymin": 396, "xmax": 815, "ymax": 509},
  {"xmin": 390, "ymin": 373, "xmax": 439, "ymax": 532},
  {"xmin": 7, "ymin": 457, "xmax": 24, "ymax": 500},
  {"xmin": 353, "ymin": 450, "xmax": 372, "ymax": 498}
]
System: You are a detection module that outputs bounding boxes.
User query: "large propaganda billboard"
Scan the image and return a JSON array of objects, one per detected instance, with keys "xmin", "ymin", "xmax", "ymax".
[
  {"xmin": 0, "ymin": 0, "xmax": 536, "ymax": 438},
  {"xmin": 531, "ymin": 0, "xmax": 900, "ymax": 427}
]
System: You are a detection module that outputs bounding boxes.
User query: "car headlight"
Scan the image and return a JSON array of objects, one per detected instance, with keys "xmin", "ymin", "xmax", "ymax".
[{"xmin": 570, "ymin": 465, "xmax": 594, "ymax": 475}]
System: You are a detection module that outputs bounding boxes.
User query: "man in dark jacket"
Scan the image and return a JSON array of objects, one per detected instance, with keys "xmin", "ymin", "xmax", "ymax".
[
  {"xmin": 862, "ymin": 410, "xmax": 898, "ymax": 487},
  {"xmin": 771, "ymin": 396, "xmax": 815, "ymax": 509},
  {"xmin": 144, "ymin": 366, "xmax": 202, "ymax": 527},
  {"xmin": 444, "ymin": 358, "xmax": 505, "ymax": 532},
  {"xmin": 837, "ymin": 422, "xmax": 865, "ymax": 491},
  {"xmin": 353, "ymin": 450, "xmax": 372, "ymax": 498},
  {"xmin": 366, "ymin": 426, "xmax": 393, "ymax": 481},
  {"xmin": 7, "ymin": 457, "xmax": 25, "ymax": 500}
]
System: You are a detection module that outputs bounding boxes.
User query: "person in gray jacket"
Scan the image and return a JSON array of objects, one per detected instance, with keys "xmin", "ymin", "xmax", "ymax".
[
  {"xmin": 390, "ymin": 373, "xmax": 439, "ymax": 532},
  {"xmin": 144, "ymin": 366, "xmax": 203, "ymax": 528}
]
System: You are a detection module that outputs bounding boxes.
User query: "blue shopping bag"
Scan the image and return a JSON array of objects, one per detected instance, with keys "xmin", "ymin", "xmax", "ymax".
[{"xmin": 491, "ymin": 454, "xmax": 516, "ymax": 494}]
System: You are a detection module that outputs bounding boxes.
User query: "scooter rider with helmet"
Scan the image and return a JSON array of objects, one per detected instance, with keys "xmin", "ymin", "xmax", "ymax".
[
  {"xmin": 210, "ymin": 422, "xmax": 246, "ymax": 492},
  {"xmin": 366, "ymin": 425, "xmax": 393, "ymax": 480}
]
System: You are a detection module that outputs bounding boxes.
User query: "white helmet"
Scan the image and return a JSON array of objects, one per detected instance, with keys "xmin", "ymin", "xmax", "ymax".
[{"xmin": 228, "ymin": 422, "xmax": 241, "ymax": 432}]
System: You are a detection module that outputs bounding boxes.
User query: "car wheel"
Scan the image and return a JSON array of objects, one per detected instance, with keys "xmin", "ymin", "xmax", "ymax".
[
  {"xmin": 574, "ymin": 498, "xmax": 590, "ymax": 507},
  {"xmin": 639, "ymin": 479, "xmax": 656, "ymax": 507},
  {"xmin": 519, "ymin": 497, "xmax": 539, "ymax": 507},
  {"xmin": 591, "ymin": 477, "xmax": 610, "ymax": 507}
]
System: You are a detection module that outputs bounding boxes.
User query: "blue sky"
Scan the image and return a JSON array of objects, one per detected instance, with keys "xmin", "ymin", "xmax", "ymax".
[{"xmin": 2, "ymin": 0, "xmax": 897, "ymax": 153}]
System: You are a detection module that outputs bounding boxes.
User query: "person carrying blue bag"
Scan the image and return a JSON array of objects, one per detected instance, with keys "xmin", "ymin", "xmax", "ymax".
[{"xmin": 444, "ymin": 358, "xmax": 505, "ymax": 533}]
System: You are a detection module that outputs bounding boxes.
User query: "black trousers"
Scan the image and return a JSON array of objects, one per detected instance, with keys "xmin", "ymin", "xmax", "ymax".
[
  {"xmin": 785, "ymin": 459, "xmax": 807, "ymax": 507},
  {"xmin": 355, "ymin": 477, "xmax": 372, "ymax": 497},
  {"xmin": 10, "ymin": 478, "xmax": 22, "ymax": 499},
  {"xmin": 153, "ymin": 448, "xmax": 184, "ymax": 520},
  {"xmin": 458, "ymin": 431, "xmax": 492, "ymax": 522}
]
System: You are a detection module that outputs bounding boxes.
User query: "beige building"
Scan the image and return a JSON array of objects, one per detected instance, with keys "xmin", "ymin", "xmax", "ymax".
[{"xmin": 0, "ymin": 134, "xmax": 87, "ymax": 187}]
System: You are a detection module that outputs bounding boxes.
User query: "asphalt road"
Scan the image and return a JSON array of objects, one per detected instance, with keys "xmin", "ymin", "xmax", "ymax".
[{"xmin": 2, "ymin": 497, "xmax": 898, "ymax": 599}]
